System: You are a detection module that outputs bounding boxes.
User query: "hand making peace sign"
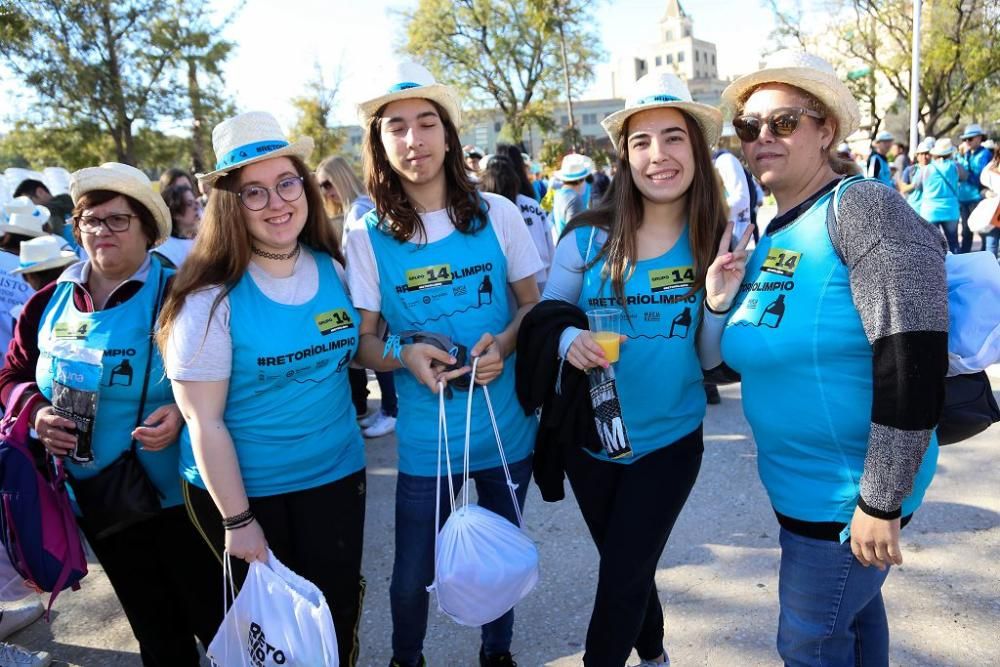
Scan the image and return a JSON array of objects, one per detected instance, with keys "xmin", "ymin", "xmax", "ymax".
[{"xmin": 705, "ymin": 222, "xmax": 755, "ymax": 313}]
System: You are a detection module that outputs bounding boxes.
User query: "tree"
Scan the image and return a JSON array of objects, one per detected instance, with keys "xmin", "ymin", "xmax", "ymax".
[
  {"xmin": 289, "ymin": 64, "xmax": 345, "ymax": 163},
  {"xmin": 401, "ymin": 0, "xmax": 603, "ymax": 143},
  {"xmin": 0, "ymin": 0, "xmax": 182, "ymax": 165},
  {"xmin": 0, "ymin": 120, "xmax": 114, "ymax": 171}
]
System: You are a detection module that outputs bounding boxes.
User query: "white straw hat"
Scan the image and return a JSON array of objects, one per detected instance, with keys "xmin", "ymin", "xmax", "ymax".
[
  {"xmin": 930, "ymin": 138, "xmax": 956, "ymax": 157},
  {"xmin": 554, "ymin": 154, "xmax": 593, "ymax": 182},
  {"xmin": 602, "ymin": 72, "xmax": 723, "ymax": 147},
  {"xmin": 914, "ymin": 137, "xmax": 935, "ymax": 155},
  {"xmin": 196, "ymin": 111, "xmax": 313, "ymax": 186},
  {"xmin": 42, "ymin": 167, "xmax": 72, "ymax": 196},
  {"xmin": 70, "ymin": 162, "xmax": 172, "ymax": 246},
  {"xmin": 961, "ymin": 123, "xmax": 986, "ymax": 140},
  {"xmin": 11, "ymin": 235, "xmax": 78, "ymax": 275},
  {"xmin": 0, "ymin": 205, "xmax": 49, "ymax": 238},
  {"xmin": 873, "ymin": 130, "xmax": 894, "ymax": 143},
  {"xmin": 721, "ymin": 49, "xmax": 860, "ymax": 146},
  {"xmin": 356, "ymin": 60, "xmax": 462, "ymax": 128}
]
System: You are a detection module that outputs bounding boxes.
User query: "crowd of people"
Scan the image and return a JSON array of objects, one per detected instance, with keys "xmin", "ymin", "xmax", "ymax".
[{"xmin": 0, "ymin": 46, "xmax": 991, "ymax": 667}]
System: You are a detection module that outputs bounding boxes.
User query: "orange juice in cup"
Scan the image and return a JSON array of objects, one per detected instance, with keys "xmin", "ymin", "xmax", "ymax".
[{"xmin": 587, "ymin": 308, "xmax": 623, "ymax": 364}]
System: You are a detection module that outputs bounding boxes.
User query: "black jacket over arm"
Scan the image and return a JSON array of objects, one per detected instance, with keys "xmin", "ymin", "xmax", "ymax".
[{"xmin": 516, "ymin": 300, "xmax": 602, "ymax": 502}]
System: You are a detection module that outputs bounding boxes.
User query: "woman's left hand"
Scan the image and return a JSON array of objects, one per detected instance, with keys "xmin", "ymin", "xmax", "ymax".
[
  {"xmin": 470, "ymin": 333, "xmax": 504, "ymax": 385},
  {"xmin": 849, "ymin": 506, "xmax": 902, "ymax": 570},
  {"xmin": 132, "ymin": 404, "xmax": 184, "ymax": 451},
  {"xmin": 705, "ymin": 221, "xmax": 754, "ymax": 313}
]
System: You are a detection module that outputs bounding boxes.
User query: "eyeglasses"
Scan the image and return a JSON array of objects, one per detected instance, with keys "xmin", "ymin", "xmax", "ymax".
[
  {"xmin": 238, "ymin": 176, "xmax": 304, "ymax": 211},
  {"xmin": 732, "ymin": 107, "xmax": 826, "ymax": 142},
  {"xmin": 73, "ymin": 213, "xmax": 137, "ymax": 233}
]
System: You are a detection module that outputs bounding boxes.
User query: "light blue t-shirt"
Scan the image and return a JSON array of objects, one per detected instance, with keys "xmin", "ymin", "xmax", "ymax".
[
  {"xmin": 722, "ymin": 185, "xmax": 938, "ymax": 524},
  {"xmin": 920, "ymin": 160, "xmax": 961, "ymax": 223}
]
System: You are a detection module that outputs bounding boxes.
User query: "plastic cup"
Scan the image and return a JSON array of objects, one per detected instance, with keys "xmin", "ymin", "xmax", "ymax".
[{"xmin": 587, "ymin": 308, "xmax": 621, "ymax": 363}]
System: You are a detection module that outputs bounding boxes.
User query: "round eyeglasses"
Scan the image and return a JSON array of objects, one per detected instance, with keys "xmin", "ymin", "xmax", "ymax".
[{"xmin": 238, "ymin": 176, "xmax": 305, "ymax": 211}]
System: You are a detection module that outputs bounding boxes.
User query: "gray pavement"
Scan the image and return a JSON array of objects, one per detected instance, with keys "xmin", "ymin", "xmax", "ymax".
[{"xmin": 8, "ymin": 370, "xmax": 1000, "ymax": 666}]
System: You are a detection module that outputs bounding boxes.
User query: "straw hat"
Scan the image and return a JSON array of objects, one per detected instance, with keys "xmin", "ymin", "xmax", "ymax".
[
  {"xmin": 356, "ymin": 60, "xmax": 462, "ymax": 128},
  {"xmin": 196, "ymin": 111, "xmax": 313, "ymax": 186},
  {"xmin": 721, "ymin": 49, "xmax": 860, "ymax": 146},
  {"xmin": 70, "ymin": 162, "xmax": 172, "ymax": 246},
  {"xmin": 930, "ymin": 138, "xmax": 956, "ymax": 157},
  {"xmin": 961, "ymin": 123, "xmax": 986, "ymax": 140},
  {"xmin": 554, "ymin": 154, "xmax": 593, "ymax": 182},
  {"xmin": 11, "ymin": 235, "xmax": 78, "ymax": 275},
  {"xmin": 602, "ymin": 72, "xmax": 722, "ymax": 147},
  {"xmin": 873, "ymin": 130, "xmax": 894, "ymax": 143},
  {"xmin": 0, "ymin": 205, "xmax": 49, "ymax": 238},
  {"xmin": 914, "ymin": 137, "xmax": 935, "ymax": 155}
]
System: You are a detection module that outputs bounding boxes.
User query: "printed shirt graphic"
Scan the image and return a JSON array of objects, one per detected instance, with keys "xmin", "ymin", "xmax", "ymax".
[
  {"xmin": 179, "ymin": 248, "xmax": 364, "ymax": 497},
  {"xmin": 35, "ymin": 259, "xmax": 185, "ymax": 507},
  {"xmin": 575, "ymin": 226, "xmax": 706, "ymax": 463},
  {"xmin": 0, "ymin": 251, "xmax": 35, "ymax": 362},
  {"xmin": 721, "ymin": 190, "xmax": 938, "ymax": 523},
  {"xmin": 365, "ymin": 210, "xmax": 536, "ymax": 476},
  {"xmin": 516, "ymin": 193, "xmax": 554, "ymax": 285}
]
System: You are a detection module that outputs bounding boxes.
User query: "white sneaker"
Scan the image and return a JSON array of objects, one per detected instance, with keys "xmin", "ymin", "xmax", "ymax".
[
  {"xmin": 0, "ymin": 601, "xmax": 44, "ymax": 641},
  {"xmin": 362, "ymin": 412, "xmax": 397, "ymax": 438},
  {"xmin": 0, "ymin": 642, "xmax": 52, "ymax": 667},
  {"xmin": 358, "ymin": 410, "xmax": 381, "ymax": 429},
  {"xmin": 631, "ymin": 655, "xmax": 670, "ymax": 667}
]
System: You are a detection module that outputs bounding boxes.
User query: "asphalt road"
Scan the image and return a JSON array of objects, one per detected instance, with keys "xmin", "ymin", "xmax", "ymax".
[{"xmin": 9, "ymin": 368, "xmax": 1000, "ymax": 666}]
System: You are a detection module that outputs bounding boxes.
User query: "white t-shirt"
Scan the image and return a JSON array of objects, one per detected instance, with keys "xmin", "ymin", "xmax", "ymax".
[
  {"xmin": 0, "ymin": 251, "xmax": 34, "ymax": 366},
  {"xmin": 152, "ymin": 236, "xmax": 195, "ymax": 268},
  {"xmin": 345, "ymin": 192, "xmax": 543, "ymax": 312},
  {"xmin": 515, "ymin": 194, "xmax": 555, "ymax": 287},
  {"xmin": 165, "ymin": 250, "xmax": 346, "ymax": 382},
  {"xmin": 714, "ymin": 151, "xmax": 751, "ymax": 236}
]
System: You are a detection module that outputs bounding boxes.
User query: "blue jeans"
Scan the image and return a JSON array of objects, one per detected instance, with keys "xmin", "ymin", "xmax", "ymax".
[
  {"xmin": 937, "ymin": 220, "xmax": 960, "ymax": 254},
  {"xmin": 777, "ymin": 528, "xmax": 892, "ymax": 667},
  {"xmin": 390, "ymin": 457, "xmax": 533, "ymax": 664},
  {"xmin": 960, "ymin": 201, "xmax": 978, "ymax": 253},
  {"xmin": 982, "ymin": 228, "xmax": 1000, "ymax": 258}
]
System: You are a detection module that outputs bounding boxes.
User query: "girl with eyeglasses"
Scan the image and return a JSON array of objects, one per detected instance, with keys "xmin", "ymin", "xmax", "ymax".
[
  {"xmin": 346, "ymin": 61, "xmax": 542, "ymax": 667},
  {"xmin": 705, "ymin": 50, "xmax": 947, "ymax": 666},
  {"xmin": 157, "ymin": 112, "xmax": 367, "ymax": 666}
]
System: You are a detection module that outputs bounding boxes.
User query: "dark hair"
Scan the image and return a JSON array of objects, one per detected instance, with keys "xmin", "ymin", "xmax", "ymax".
[
  {"xmin": 159, "ymin": 168, "xmax": 197, "ymax": 195},
  {"xmin": 71, "ymin": 189, "xmax": 159, "ymax": 249},
  {"xmin": 495, "ymin": 143, "xmax": 535, "ymax": 200},
  {"xmin": 363, "ymin": 99, "xmax": 486, "ymax": 242},
  {"xmin": 478, "ymin": 156, "xmax": 521, "ymax": 204},
  {"xmin": 566, "ymin": 109, "xmax": 727, "ymax": 314},
  {"xmin": 13, "ymin": 179, "xmax": 49, "ymax": 199},
  {"xmin": 158, "ymin": 155, "xmax": 341, "ymax": 354},
  {"xmin": 161, "ymin": 184, "xmax": 195, "ymax": 238}
]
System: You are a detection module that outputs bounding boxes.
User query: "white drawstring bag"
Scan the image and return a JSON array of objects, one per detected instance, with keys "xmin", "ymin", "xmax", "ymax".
[
  {"xmin": 207, "ymin": 549, "xmax": 339, "ymax": 667},
  {"xmin": 427, "ymin": 358, "xmax": 539, "ymax": 627},
  {"xmin": 944, "ymin": 251, "xmax": 1000, "ymax": 376}
]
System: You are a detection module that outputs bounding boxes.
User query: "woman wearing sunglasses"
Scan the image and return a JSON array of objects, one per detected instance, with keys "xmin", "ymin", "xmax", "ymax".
[
  {"xmin": 346, "ymin": 61, "xmax": 542, "ymax": 667},
  {"xmin": 157, "ymin": 112, "xmax": 367, "ymax": 666},
  {"xmin": 538, "ymin": 72, "xmax": 748, "ymax": 666},
  {"xmin": 705, "ymin": 50, "xmax": 947, "ymax": 665}
]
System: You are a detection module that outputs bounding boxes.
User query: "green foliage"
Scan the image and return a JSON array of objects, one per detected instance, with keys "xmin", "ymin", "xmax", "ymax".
[
  {"xmin": 401, "ymin": 0, "xmax": 604, "ymax": 143},
  {"xmin": 289, "ymin": 65, "xmax": 345, "ymax": 164},
  {"xmin": 0, "ymin": 120, "xmax": 114, "ymax": 171}
]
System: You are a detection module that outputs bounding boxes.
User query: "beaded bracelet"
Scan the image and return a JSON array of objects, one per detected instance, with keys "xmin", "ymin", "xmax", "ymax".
[{"xmin": 222, "ymin": 508, "xmax": 254, "ymax": 530}]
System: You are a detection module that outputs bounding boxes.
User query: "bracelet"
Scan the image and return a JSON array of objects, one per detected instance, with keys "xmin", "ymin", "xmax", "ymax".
[
  {"xmin": 383, "ymin": 334, "xmax": 408, "ymax": 369},
  {"xmin": 224, "ymin": 516, "xmax": 255, "ymax": 531},
  {"xmin": 222, "ymin": 508, "xmax": 254, "ymax": 529},
  {"xmin": 704, "ymin": 300, "xmax": 733, "ymax": 316}
]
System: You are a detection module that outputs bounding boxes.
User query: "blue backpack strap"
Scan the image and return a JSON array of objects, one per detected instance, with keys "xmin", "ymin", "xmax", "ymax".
[{"xmin": 826, "ymin": 174, "xmax": 872, "ymax": 265}]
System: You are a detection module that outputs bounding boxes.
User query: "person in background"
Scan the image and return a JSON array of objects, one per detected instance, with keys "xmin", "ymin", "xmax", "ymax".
[
  {"xmin": 866, "ymin": 130, "xmax": 894, "ymax": 187},
  {"xmin": 911, "ymin": 138, "xmax": 966, "ymax": 254},
  {"xmin": 153, "ymin": 184, "xmax": 202, "ymax": 268},
  {"xmin": 11, "ymin": 179, "xmax": 73, "ymax": 239},
  {"xmin": 977, "ymin": 148, "xmax": 1000, "ymax": 257},
  {"xmin": 317, "ymin": 155, "xmax": 398, "ymax": 438},
  {"xmin": 158, "ymin": 112, "xmax": 366, "ymax": 666},
  {"xmin": 714, "ymin": 49, "xmax": 946, "ymax": 667},
  {"xmin": 495, "ymin": 144, "xmax": 537, "ymax": 202},
  {"xmin": 0, "ymin": 162, "xmax": 223, "ymax": 665},
  {"xmin": 530, "ymin": 162, "xmax": 548, "ymax": 202},
  {"xmin": 0, "ymin": 203, "xmax": 47, "ymax": 365},
  {"xmin": 11, "ymin": 235, "xmax": 78, "ymax": 291},
  {"xmin": 891, "ymin": 141, "xmax": 910, "ymax": 191},
  {"xmin": 899, "ymin": 138, "xmax": 934, "ymax": 212},
  {"xmin": 957, "ymin": 123, "xmax": 992, "ymax": 253},
  {"xmin": 551, "ymin": 154, "xmax": 593, "ymax": 240},
  {"xmin": 479, "ymin": 154, "xmax": 555, "ymax": 290},
  {"xmin": 463, "ymin": 145, "xmax": 484, "ymax": 176},
  {"xmin": 158, "ymin": 167, "xmax": 196, "ymax": 193}
]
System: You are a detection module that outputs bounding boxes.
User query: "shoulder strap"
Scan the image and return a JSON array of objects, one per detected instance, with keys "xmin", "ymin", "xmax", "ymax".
[
  {"xmin": 825, "ymin": 175, "xmax": 868, "ymax": 266},
  {"xmin": 931, "ymin": 161, "xmax": 961, "ymax": 198},
  {"xmin": 128, "ymin": 262, "xmax": 167, "ymax": 454}
]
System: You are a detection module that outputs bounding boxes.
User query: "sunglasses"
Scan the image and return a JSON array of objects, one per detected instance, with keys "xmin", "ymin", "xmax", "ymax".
[{"xmin": 732, "ymin": 107, "xmax": 825, "ymax": 142}]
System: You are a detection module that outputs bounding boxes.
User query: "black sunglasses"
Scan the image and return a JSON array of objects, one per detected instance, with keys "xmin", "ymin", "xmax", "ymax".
[{"xmin": 732, "ymin": 107, "xmax": 825, "ymax": 142}]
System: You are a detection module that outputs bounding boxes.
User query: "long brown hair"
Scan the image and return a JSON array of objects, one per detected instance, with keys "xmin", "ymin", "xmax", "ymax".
[
  {"xmin": 157, "ymin": 155, "xmax": 341, "ymax": 352},
  {"xmin": 566, "ymin": 110, "xmax": 727, "ymax": 312},
  {"xmin": 363, "ymin": 99, "xmax": 486, "ymax": 242}
]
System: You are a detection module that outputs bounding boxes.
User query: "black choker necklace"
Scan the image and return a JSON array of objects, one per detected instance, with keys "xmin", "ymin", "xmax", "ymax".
[{"xmin": 251, "ymin": 244, "xmax": 300, "ymax": 261}]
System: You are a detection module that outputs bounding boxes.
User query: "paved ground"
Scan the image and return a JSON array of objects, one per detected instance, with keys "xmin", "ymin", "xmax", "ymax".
[{"xmin": 8, "ymin": 367, "xmax": 1000, "ymax": 666}]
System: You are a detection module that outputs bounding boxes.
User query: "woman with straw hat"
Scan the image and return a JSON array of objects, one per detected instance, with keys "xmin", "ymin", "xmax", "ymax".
[
  {"xmin": 0, "ymin": 162, "xmax": 223, "ymax": 664},
  {"xmin": 157, "ymin": 111, "xmax": 366, "ymax": 665},
  {"xmin": 347, "ymin": 60, "xmax": 542, "ymax": 667},
  {"xmin": 706, "ymin": 49, "xmax": 948, "ymax": 665},
  {"xmin": 909, "ymin": 138, "xmax": 967, "ymax": 253},
  {"xmin": 899, "ymin": 137, "xmax": 935, "ymax": 212},
  {"xmin": 534, "ymin": 71, "xmax": 749, "ymax": 667}
]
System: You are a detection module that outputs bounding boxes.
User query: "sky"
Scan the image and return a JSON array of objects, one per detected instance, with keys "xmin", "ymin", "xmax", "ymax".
[{"xmin": 1, "ymin": 0, "xmax": 780, "ymax": 135}]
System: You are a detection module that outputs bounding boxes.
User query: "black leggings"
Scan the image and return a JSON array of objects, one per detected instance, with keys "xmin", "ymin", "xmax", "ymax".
[
  {"xmin": 183, "ymin": 469, "xmax": 367, "ymax": 667},
  {"xmin": 80, "ymin": 505, "xmax": 223, "ymax": 667},
  {"xmin": 565, "ymin": 426, "xmax": 704, "ymax": 666}
]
